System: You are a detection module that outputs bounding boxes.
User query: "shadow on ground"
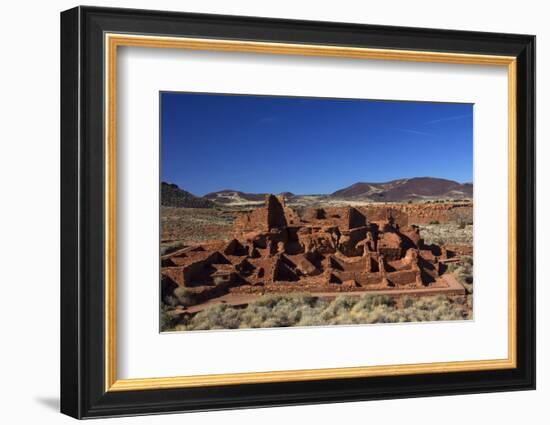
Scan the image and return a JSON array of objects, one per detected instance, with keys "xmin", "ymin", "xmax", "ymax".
[{"xmin": 35, "ymin": 396, "xmax": 59, "ymax": 411}]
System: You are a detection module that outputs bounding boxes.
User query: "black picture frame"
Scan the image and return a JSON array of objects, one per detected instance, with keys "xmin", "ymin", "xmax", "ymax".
[{"xmin": 61, "ymin": 5, "xmax": 535, "ymax": 419}]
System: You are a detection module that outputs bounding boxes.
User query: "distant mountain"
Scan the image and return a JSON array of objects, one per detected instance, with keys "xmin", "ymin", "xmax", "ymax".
[
  {"xmin": 197, "ymin": 178, "xmax": 470, "ymax": 208},
  {"xmin": 204, "ymin": 190, "xmax": 295, "ymax": 205},
  {"xmin": 161, "ymin": 182, "xmax": 215, "ymax": 208},
  {"xmin": 331, "ymin": 177, "xmax": 472, "ymax": 201}
]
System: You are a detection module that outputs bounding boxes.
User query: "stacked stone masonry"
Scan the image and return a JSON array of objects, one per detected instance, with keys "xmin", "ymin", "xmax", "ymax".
[{"xmin": 161, "ymin": 195, "xmax": 466, "ymax": 303}]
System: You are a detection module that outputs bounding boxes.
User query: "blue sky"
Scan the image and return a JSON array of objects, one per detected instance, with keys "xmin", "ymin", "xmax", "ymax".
[{"xmin": 161, "ymin": 92, "xmax": 473, "ymax": 196}]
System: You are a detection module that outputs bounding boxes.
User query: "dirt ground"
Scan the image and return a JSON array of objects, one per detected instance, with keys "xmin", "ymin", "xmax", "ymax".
[
  {"xmin": 160, "ymin": 207, "xmax": 234, "ymax": 252},
  {"xmin": 417, "ymin": 222, "xmax": 473, "ymax": 245}
]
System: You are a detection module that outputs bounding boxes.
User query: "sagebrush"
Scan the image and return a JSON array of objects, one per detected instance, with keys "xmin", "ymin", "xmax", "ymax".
[{"xmin": 162, "ymin": 292, "xmax": 471, "ymax": 332}]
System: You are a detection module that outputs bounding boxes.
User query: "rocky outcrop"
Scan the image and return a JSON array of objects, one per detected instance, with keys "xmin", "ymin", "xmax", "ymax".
[{"xmin": 161, "ymin": 182, "xmax": 215, "ymax": 208}]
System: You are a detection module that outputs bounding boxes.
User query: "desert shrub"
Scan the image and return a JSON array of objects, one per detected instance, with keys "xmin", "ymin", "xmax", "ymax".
[
  {"xmin": 160, "ymin": 241, "xmax": 185, "ymax": 256},
  {"xmin": 445, "ymin": 262, "xmax": 458, "ymax": 273},
  {"xmin": 414, "ymin": 297, "xmax": 433, "ymax": 311},
  {"xmin": 429, "ymin": 220, "xmax": 440, "ymax": 225},
  {"xmin": 417, "ymin": 223, "xmax": 473, "ymax": 246},
  {"xmin": 296, "ymin": 314, "xmax": 327, "ymax": 327},
  {"xmin": 433, "ymin": 294, "xmax": 449, "ymax": 304},
  {"xmin": 456, "ymin": 259, "xmax": 473, "ymax": 284},
  {"xmin": 168, "ymin": 292, "xmax": 471, "ymax": 332},
  {"xmin": 174, "ymin": 287, "xmax": 198, "ymax": 307},
  {"xmin": 252, "ymin": 293, "xmax": 317, "ymax": 309},
  {"xmin": 448, "ymin": 256, "xmax": 473, "ymax": 294},
  {"xmin": 458, "ymin": 270, "xmax": 473, "ymax": 284},
  {"xmin": 189, "ymin": 304, "xmax": 241, "ymax": 330},
  {"xmin": 353, "ymin": 294, "xmax": 392, "ymax": 311},
  {"xmin": 160, "ymin": 304, "xmax": 178, "ymax": 331},
  {"xmin": 213, "ymin": 275, "xmax": 230, "ymax": 286},
  {"xmin": 458, "ymin": 221, "xmax": 466, "ymax": 229},
  {"xmin": 163, "ymin": 294, "xmax": 179, "ymax": 307},
  {"xmin": 402, "ymin": 295, "xmax": 415, "ymax": 308},
  {"xmin": 320, "ymin": 295, "xmax": 356, "ymax": 321},
  {"xmin": 249, "ymin": 294, "xmax": 281, "ymax": 309}
]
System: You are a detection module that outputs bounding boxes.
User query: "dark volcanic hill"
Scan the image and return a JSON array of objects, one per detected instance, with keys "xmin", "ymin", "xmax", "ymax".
[
  {"xmin": 161, "ymin": 182, "xmax": 215, "ymax": 208},
  {"xmin": 331, "ymin": 177, "xmax": 472, "ymax": 201}
]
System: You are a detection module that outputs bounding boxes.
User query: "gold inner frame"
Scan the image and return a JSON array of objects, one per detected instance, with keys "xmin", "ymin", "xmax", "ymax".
[{"xmin": 104, "ymin": 33, "xmax": 517, "ymax": 392}]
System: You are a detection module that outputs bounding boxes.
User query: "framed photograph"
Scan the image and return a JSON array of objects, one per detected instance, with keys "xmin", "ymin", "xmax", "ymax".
[{"xmin": 60, "ymin": 6, "xmax": 535, "ymax": 419}]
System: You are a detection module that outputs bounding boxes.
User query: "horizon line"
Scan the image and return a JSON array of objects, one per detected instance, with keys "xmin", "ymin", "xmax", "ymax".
[{"xmin": 162, "ymin": 176, "xmax": 474, "ymax": 197}]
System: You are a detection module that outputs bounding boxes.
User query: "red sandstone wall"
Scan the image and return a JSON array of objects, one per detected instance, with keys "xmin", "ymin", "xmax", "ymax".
[
  {"xmin": 234, "ymin": 195, "xmax": 299, "ymax": 233},
  {"xmin": 358, "ymin": 203, "xmax": 472, "ymax": 225},
  {"xmin": 303, "ymin": 206, "xmax": 367, "ymax": 230},
  {"xmin": 445, "ymin": 244, "xmax": 473, "ymax": 256},
  {"xmin": 388, "ymin": 270, "xmax": 417, "ymax": 285},
  {"xmin": 234, "ymin": 208, "xmax": 270, "ymax": 233},
  {"xmin": 360, "ymin": 207, "xmax": 409, "ymax": 227},
  {"xmin": 162, "ymin": 267, "xmax": 185, "ymax": 286}
]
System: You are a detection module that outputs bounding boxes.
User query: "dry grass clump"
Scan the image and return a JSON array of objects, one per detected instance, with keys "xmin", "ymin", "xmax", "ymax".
[
  {"xmin": 160, "ymin": 241, "xmax": 186, "ymax": 256},
  {"xmin": 164, "ymin": 292, "xmax": 471, "ymax": 332},
  {"xmin": 173, "ymin": 287, "xmax": 200, "ymax": 307},
  {"xmin": 160, "ymin": 303, "xmax": 179, "ymax": 330},
  {"xmin": 446, "ymin": 255, "xmax": 473, "ymax": 294}
]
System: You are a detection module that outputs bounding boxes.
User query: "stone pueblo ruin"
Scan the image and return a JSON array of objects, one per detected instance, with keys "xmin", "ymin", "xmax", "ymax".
[{"xmin": 161, "ymin": 195, "xmax": 468, "ymax": 313}]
